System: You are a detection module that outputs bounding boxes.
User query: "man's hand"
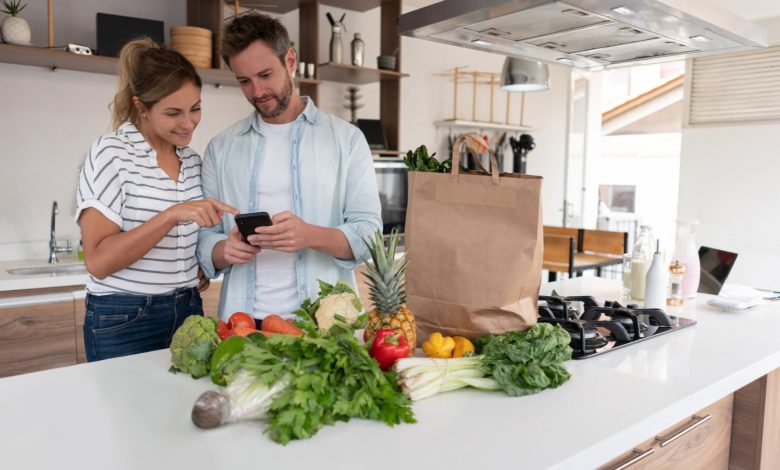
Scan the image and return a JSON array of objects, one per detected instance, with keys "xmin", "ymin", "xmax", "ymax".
[
  {"xmin": 249, "ymin": 211, "xmax": 312, "ymax": 253},
  {"xmin": 223, "ymin": 226, "xmax": 261, "ymax": 264}
]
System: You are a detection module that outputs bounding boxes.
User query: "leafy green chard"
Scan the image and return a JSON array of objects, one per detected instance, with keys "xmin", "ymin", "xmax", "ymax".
[
  {"xmin": 195, "ymin": 316, "xmax": 414, "ymax": 444},
  {"xmin": 475, "ymin": 323, "xmax": 573, "ymax": 397},
  {"xmin": 393, "ymin": 323, "xmax": 573, "ymax": 401},
  {"xmin": 403, "ymin": 145, "xmax": 452, "ymax": 173}
]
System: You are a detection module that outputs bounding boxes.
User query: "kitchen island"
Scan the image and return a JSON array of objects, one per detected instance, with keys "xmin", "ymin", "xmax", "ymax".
[{"xmin": 1, "ymin": 277, "xmax": 779, "ymax": 469}]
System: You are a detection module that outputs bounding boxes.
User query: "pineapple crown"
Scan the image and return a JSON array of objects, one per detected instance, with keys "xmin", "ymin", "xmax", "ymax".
[
  {"xmin": 362, "ymin": 228, "xmax": 408, "ymax": 315},
  {"xmin": 0, "ymin": 0, "xmax": 26, "ymax": 16}
]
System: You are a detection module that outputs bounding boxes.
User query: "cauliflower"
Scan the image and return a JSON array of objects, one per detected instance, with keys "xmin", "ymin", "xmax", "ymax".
[
  {"xmin": 315, "ymin": 292, "xmax": 361, "ymax": 331},
  {"xmin": 170, "ymin": 315, "xmax": 220, "ymax": 378}
]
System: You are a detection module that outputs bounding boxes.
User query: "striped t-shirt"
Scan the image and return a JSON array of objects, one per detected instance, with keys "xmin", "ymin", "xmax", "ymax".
[{"xmin": 76, "ymin": 122, "xmax": 203, "ymax": 295}]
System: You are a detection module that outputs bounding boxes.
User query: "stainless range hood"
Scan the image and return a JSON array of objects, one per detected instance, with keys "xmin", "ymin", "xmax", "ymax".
[{"xmin": 397, "ymin": 0, "xmax": 767, "ymax": 69}]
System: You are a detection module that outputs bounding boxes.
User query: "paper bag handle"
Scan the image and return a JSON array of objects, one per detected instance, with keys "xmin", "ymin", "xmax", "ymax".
[{"xmin": 450, "ymin": 133, "xmax": 501, "ymax": 185}]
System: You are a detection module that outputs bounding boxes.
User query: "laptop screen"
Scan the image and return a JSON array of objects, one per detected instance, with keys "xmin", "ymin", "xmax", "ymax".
[
  {"xmin": 356, "ymin": 119, "xmax": 387, "ymax": 150},
  {"xmin": 698, "ymin": 246, "xmax": 738, "ymax": 295},
  {"xmin": 96, "ymin": 13, "xmax": 164, "ymax": 58}
]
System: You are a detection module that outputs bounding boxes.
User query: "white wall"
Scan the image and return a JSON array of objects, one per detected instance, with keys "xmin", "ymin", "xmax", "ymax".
[
  {"xmin": 677, "ymin": 16, "xmax": 780, "ymax": 288},
  {"xmin": 0, "ymin": 1, "xmax": 570, "ymax": 261}
]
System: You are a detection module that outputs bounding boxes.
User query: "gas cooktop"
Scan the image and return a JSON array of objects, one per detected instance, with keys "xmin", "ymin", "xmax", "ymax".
[{"xmin": 538, "ymin": 292, "xmax": 696, "ymax": 359}]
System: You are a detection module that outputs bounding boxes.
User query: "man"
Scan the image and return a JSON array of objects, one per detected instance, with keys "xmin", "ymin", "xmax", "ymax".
[{"xmin": 197, "ymin": 12, "xmax": 382, "ymax": 320}]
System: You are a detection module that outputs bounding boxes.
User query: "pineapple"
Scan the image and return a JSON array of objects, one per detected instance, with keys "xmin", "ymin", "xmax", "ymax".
[{"xmin": 362, "ymin": 228, "xmax": 416, "ymax": 353}]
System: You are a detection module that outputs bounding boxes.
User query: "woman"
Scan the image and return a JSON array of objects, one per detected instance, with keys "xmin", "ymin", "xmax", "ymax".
[{"xmin": 76, "ymin": 38, "xmax": 237, "ymax": 362}]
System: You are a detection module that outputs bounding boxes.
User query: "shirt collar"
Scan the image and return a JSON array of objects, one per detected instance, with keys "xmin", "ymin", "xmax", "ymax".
[
  {"xmin": 117, "ymin": 121, "xmax": 188, "ymax": 158},
  {"xmin": 241, "ymin": 96, "xmax": 320, "ymax": 135},
  {"xmin": 118, "ymin": 122, "xmax": 153, "ymax": 155}
]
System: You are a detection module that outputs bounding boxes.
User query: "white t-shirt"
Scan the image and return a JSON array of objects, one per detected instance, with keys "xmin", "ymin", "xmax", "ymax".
[{"xmin": 253, "ymin": 119, "xmax": 299, "ymax": 318}]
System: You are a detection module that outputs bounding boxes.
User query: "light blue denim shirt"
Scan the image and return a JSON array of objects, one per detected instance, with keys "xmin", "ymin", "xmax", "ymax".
[{"xmin": 197, "ymin": 98, "xmax": 382, "ymax": 319}]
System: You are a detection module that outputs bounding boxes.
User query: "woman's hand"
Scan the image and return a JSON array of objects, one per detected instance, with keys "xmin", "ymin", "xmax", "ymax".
[
  {"xmin": 197, "ymin": 268, "xmax": 210, "ymax": 292},
  {"xmin": 222, "ymin": 226, "xmax": 261, "ymax": 265},
  {"xmin": 167, "ymin": 198, "xmax": 238, "ymax": 227}
]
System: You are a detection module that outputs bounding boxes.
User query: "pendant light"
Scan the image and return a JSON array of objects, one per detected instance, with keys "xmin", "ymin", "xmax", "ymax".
[{"xmin": 500, "ymin": 57, "xmax": 549, "ymax": 92}]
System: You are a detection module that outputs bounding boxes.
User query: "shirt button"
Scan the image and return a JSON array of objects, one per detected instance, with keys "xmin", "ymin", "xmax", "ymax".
[
  {"xmin": 249, "ymin": 203, "xmax": 254, "ymax": 207},
  {"xmin": 251, "ymin": 172, "xmax": 257, "ymax": 177}
]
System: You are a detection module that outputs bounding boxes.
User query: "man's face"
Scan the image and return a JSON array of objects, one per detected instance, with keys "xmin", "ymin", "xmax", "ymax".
[{"xmin": 229, "ymin": 40, "xmax": 295, "ymax": 122}]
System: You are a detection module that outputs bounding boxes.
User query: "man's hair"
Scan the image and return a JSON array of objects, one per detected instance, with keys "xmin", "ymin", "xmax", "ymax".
[{"xmin": 221, "ymin": 12, "xmax": 291, "ymax": 67}]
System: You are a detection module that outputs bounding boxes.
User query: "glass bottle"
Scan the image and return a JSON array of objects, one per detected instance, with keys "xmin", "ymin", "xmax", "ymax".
[
  {"xmin": 622, "ymin": 254, "xmax": 632, "ymax": 303},
  {"xmin": 673, "ymin": 219, "xmax": 700, "ymax": 298},
  {"xmin": 351, "ymin": 33, "xmax": 364, "ymax": 66},
  {"xmin": 667, "ymin": 260, "xmax": 686, "ymax": 306},
  {"xmin": 630, "ymin": 225, "xmax": 655, "ymax": 300}
]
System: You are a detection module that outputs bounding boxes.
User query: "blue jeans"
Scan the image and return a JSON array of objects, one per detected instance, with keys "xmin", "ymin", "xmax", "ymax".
[{"xmin": 84, "ymin": 287, "xmax": 203, "ymax": 362}]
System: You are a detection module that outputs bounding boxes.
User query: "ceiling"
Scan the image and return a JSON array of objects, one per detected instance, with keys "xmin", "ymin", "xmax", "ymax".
[{"xmin": 402, "ymin": 0, "xmax": 780, "ymax": 20}]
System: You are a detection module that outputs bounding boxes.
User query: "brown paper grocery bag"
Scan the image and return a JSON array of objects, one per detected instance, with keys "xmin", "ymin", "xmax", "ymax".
[{"xmin": 405, "ymin": 133, "xmax": 542, "ymax": 343}]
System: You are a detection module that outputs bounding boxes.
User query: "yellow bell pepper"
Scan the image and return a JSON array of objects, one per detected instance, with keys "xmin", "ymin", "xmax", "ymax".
[
  {"xmin": 422, "ymin": 332, "xmax": 456, "ymax": 358},
  {"xmin": 452, "ymin": 336, "xmax": 475, "ymax": 358}
]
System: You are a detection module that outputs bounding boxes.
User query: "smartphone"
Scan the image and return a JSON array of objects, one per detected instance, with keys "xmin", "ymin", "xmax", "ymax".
[{"xmin": 234, "ymin": 212, "xmax": 273, "ymax": 241}]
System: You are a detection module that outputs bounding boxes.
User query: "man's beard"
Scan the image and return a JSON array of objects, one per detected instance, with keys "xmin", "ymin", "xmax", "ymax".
[{"xmin": 253, "ymin": 72, "xmax": 293, "ymax": 119}]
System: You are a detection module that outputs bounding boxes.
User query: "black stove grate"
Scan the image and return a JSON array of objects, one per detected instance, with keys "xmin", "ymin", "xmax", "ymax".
[{"xmin": 538, "ymin": 294, "xmax": 697, "ymax": 359}]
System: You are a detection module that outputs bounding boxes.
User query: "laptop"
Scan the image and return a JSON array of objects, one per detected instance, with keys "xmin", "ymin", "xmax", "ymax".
[
  {"xmin": 356, "ymin": 119, "xmax": 387, "ymax": 150},
  {"xmin": 697, "ymin": 246, "xmax": 739, "ymax": 295}
]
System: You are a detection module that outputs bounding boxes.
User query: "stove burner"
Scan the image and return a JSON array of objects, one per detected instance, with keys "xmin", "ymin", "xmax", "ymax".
[
  {"xmin": 555, "ymin": 319, "xmax": 609, "ymax": 357},
  {"xmin": 537, "ymin": 293, "xmax": 696, "ymax": 359}
]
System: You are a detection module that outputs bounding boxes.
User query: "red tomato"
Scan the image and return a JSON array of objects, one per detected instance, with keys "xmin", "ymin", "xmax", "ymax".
[
  {"xmin": 217, "ymin": 320, "xmax": 234, "ymax": 340},
  {"xmin": 229, "ymin": 312, "xmax": 256, "ymax": 329}
]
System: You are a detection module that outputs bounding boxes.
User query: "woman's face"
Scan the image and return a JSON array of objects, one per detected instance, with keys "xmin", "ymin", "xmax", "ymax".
[{"xmin": 138, "ymin": 81, "xmax": 202, "ymax": 148}]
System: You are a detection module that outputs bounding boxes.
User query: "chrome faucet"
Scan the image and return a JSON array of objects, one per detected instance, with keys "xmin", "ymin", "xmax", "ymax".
[{"xmin": 49, "ymin": 201, "xmax": 72, "ymax": 264}]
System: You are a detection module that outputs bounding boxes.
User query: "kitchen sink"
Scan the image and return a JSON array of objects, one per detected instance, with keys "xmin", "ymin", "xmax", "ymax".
[{"xmin": 8, "ymin": 263, "xmax": 88, "ymax": 276}]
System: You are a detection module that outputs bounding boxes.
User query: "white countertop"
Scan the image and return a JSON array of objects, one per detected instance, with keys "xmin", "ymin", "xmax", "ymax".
[{"xmin": 1, "ymin": 277, "xmax": 780, "ymax": 470}]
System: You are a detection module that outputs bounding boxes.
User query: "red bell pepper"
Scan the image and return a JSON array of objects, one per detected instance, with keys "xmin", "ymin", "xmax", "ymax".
[{"xmin": 370, "ymin": 327, "xmax": 411, "ymax": 371}]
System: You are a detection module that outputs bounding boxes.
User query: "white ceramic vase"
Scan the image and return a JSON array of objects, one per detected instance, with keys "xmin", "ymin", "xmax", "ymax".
[{"xmin": 1, "ymin": 16, "xmax": 31, "ymax": 46}]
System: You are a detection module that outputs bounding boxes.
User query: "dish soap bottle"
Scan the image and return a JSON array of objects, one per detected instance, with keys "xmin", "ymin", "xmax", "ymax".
[
  {"xmin": 630, "ymin": 225, "xmax": 655, "ymax": 300},
  {"xmin": 644, "ymin": 240, "xmax": 668, "ymax": 309}
]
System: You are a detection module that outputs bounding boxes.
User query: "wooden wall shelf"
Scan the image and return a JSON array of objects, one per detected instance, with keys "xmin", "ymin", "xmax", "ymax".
[
  {"xmin": 0, "ymin": 44, "xmax": 321, "ymax": 88},
  {"xmin": 225, "ymin": 0, "xmax": 383, "ymax": 14},
  {"xmin": 434, "ymin": 119, "xmax": 533, "ymax": 132},
  {"xmin": 318, "ymin": 62, "xmax": 407, "ymax": 85}
]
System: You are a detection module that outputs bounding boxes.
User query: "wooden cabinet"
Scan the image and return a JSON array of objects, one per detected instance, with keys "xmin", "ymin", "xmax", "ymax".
[
  {"xmin": 201, "ymin": 280, "xmax": 223, "ymax": 318},
  {"xmin": 0, "ymin": 299, "xmax": 78, "ymax": 378},
  {"xmin": 601, "ymin": 393, "xmax": 734, "ymax": 470},
  {"xmin": 729, "ymin": 369, "xmax": 780, "ymax": 469},
  {"xmin": 74, "ymin": 298, "xmax": 86, "ymax": 364}
]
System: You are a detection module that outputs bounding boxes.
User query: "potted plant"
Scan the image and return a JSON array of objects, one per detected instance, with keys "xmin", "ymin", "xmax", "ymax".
[{"xmin": 1, "ymin": 0, "xmax": 31, "ymax": 46}]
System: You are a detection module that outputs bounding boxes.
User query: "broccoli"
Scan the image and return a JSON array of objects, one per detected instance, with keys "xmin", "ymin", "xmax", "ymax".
[{"xmin": 170, "ymin": 315, "xmax": 219, "ymax": 378}]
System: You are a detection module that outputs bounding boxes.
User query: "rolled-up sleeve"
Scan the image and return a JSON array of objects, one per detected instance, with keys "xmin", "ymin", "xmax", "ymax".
[
  {"xmin": 75, "ymin": 138, "xmax": 125, "ymax": 228},
  {"xmin": 334, "ymin": 128, "xmax": 383, "ymax": 269},
  {"xmin": 197, "ymin": 141, "xmax": 229, "ymax": 279}
]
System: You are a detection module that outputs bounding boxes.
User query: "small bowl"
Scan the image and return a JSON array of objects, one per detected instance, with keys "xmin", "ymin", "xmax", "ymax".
[{"xmin": 377, "ymin": 55, "xmax": 396, "ymax": 70}]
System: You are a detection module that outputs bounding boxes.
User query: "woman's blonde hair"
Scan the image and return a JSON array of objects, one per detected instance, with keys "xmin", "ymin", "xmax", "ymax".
[{"xmin": 111, "ymin": 37, "xmax": 203, "ymax": 130}]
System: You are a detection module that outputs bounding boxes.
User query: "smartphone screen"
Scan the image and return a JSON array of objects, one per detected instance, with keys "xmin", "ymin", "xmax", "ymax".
[{"xmin": 234, "ymin": 212, "xmax": 273, "ymax": 241}]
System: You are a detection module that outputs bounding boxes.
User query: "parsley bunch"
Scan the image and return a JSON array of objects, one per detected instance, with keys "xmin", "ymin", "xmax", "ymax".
[{"xmin": 220, "ymin": 323, "xmax": 415, "ymax": 444}]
